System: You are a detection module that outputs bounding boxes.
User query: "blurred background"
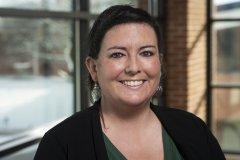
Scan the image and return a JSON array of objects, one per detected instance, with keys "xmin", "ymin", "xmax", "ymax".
[{"xmin": 0, "ymin": 0, "xmax": 239, "ymax": 160}]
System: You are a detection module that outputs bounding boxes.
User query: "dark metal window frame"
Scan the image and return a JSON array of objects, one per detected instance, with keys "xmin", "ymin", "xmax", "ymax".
[{"xmin": 207, "ymin": 0, "xmax": 240, "ymax": 156}]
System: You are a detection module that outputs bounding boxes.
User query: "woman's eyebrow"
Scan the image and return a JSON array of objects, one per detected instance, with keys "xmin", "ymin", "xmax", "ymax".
[
  {"xmin": 139, "ymin": 45, "xmax": 156, "ymax": 50},
  {"xmin": 107, "ymin": 46, "xmax": 126, "ymax": 51},
  {"xmin": 107, "ymin": 45, "xmax": 156, "ymax": 51}
]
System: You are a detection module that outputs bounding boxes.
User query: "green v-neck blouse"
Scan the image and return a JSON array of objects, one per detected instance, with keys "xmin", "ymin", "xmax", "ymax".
[{"xmin": 103, "ymin": 127, "xmax": 184, "ymax": 160}]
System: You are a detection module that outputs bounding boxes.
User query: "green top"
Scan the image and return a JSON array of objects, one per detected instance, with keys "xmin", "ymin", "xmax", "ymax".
[
  {"xmin": 103, "ymin": 133, "xmax": 127, "ymax": 160},
  {"xmin": 103, "ymin": 127, "xmax": 184, "ymax": 160},
  {"xmin": 162, "ymin": 127, "xmax": 184, "ymax": 160}
]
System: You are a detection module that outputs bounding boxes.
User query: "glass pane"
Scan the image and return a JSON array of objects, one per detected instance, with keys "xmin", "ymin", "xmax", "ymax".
[
  {"xmin": 212, "ymin": 0, "xmax": 240, "ymax": 18},
  {"xmin": 212, "ymin": 88, "xmax": 240, "ymax": 151},
  {"xmin": 0, "ymin": 0, "xmax": 72, "ymax": 11},
  {"xmin": 212, "ymin": 22, "xmax": 240, "ymax": 84},
  {"xmin": 90, "ymin": 0, "xmax": 147, "ymax": 14},
  {"xmin": 1, "ymin": 144, "xmax": 38, "ymax": 160},
  {"xmin": 0, "ymin": 18, "xmax": 74, "ymax": 143}
]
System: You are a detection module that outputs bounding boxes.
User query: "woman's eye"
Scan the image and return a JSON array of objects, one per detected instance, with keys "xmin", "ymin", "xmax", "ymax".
[
  {"xmin": 140, "ymin": 51, "xmax": 154, "ymax": 57},
  {"xmin": 110, "ymin": 52, "xmax": 125, "ymax": 58}
]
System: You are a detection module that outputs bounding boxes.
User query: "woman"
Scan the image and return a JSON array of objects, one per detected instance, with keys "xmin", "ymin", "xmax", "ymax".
[{"xmin": 34, "ymin": 5, "xmax": 226, "ymax": 160}]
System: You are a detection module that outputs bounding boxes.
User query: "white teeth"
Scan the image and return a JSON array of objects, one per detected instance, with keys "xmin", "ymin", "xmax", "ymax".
[{"xmin": 122, "ymin": 80, "xmax": 144, "ymax": 87}]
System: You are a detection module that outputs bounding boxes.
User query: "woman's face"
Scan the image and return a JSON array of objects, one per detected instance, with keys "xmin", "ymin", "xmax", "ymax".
[{"xmin": 86, "ymin": 23, "xmax": 161, "ymax": 107}]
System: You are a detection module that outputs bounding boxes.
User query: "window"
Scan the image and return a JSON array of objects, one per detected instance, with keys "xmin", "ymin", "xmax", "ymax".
[
  {"xmin": 0, "ymin": 17, "xmax": 74, "ymax": 132},
  {"xmin": 0, "ymin": 1, "xmax": 75, "ymax": 158},
  {"xmin": 210, "ymin": 0, "xmax": 240, "ymax": 157}
]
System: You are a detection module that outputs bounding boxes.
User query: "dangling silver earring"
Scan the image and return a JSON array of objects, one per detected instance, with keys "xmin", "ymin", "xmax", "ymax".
[{"xmin": 92, "ymin": 82, "xmax": 101, "ymax": 101}]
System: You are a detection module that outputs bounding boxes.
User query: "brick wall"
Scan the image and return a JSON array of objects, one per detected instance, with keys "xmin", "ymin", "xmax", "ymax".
[{"xmin": 165, "ymin": 0, "xmax": 207, "ymax": 120}]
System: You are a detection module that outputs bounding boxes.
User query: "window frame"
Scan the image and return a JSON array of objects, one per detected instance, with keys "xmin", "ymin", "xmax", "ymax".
[{"xmin": 207, "ymin": 0, "xmax": 240, "ymax": 156}]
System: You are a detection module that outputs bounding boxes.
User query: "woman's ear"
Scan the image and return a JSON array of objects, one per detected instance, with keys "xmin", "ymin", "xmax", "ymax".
[{"xmin": 85, "ymin": 56, "xmax": 98, "ymax": 82}]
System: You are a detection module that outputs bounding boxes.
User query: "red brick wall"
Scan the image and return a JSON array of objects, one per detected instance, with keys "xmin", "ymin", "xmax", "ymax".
[{"xmin": 165, "ymin": 0, "xmax": 207, "ymax": 120}]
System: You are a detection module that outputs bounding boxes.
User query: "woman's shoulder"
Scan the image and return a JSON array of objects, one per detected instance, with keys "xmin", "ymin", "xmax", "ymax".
[
  {"xmin": 151, "ymin": 104, "xmax": 208, "ymax": 132},
  {"xmin": 34, "ymin": 103, "xmax": 102, "ymax": 160},
  {"xmin": 152, "ymin": 104, "xmax": 204, "ymax": 122}
]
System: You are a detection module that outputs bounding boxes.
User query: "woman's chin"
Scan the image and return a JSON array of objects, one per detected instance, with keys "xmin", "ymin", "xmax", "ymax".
[{"xmin": 118, "ymin": 97, "xmax": 150, "ymax": 108}]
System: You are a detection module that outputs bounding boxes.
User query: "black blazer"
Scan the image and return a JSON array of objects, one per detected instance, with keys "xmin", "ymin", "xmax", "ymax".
[{"xmin": 34, "ymin": 101, "xmax": 226, "ymax": 160}]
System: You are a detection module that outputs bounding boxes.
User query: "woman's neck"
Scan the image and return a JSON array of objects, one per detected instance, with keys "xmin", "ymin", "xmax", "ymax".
[{"xmin": 100, "ymin": 97, "xmax": 154, "ymax": 133}]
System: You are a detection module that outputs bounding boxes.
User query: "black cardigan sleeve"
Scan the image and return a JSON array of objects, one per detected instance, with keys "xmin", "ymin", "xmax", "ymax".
[
  {"xmin": 201, "ymin": 120, "xmax": 226, "ymax": 160},
  {"xmin": 189, "ymin": 113, "xmax": 226, "ymax": 160},
  {"xmin": 34, "ymin": 131, "xmax": 67, "ymax": 160}
]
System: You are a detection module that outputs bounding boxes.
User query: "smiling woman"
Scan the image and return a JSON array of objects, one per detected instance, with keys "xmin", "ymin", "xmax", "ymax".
[
  {"xmin": 34, "ymin": 5, "xmax": 226, "ymax": 160},
  {"xmin": 86, "ymin": 23, "xmax": 161, "ymax": 109}
]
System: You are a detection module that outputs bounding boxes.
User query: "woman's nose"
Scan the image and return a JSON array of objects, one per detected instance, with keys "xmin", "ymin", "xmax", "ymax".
[{"xmin": 124, "ymin": 57, "xmax": 141, "ymax": 76}]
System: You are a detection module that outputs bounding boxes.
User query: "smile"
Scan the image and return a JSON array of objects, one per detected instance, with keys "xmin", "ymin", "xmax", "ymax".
[{"xmin": 120, "ymin": 80, "xmax": 145, "ymax": 87}]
